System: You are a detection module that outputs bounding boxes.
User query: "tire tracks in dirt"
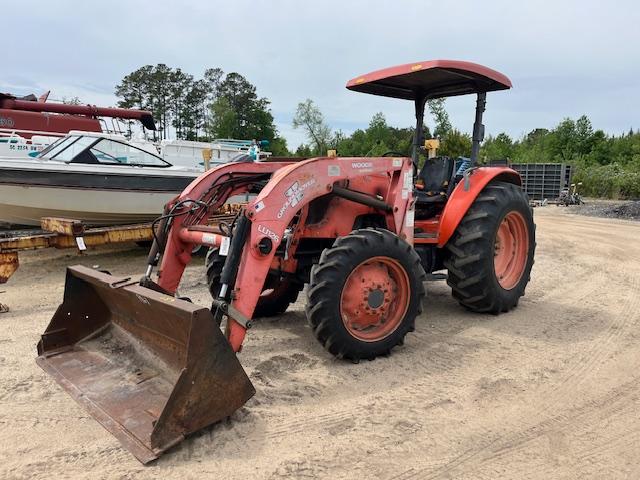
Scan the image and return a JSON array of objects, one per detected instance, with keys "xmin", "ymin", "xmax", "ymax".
[
  {"xmin": 389, "ymin": 214, "xmax": 640, "ymax": 479},
  {"xmin": 397, "ymin": 373, "xmax": 640, "ymax": 479}
]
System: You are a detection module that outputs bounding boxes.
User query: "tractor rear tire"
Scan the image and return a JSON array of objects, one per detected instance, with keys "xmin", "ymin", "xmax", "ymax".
[
  {"xmin": 444, "ymin": 181, "xmax": 535, "ymax": 314},
  {"xmin": 205, "ymin": 248, "xmax": 303, "ymax": 318},
  {"xmin": 306, "ymin": 228, "xmax": 426, "ymax": 361}
]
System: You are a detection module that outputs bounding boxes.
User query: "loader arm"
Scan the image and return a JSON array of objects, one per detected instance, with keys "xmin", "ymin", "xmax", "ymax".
[
  {"xmin": 154, "ymin": 156, "xmax": 414, "ymax": 352},
  {"xmin": 155, "ymin": 161, "xmax": 292, "ymax": 291},
  {"xmin": 224, "ymin": 156, "xmax": 415, "ymax": 351}
]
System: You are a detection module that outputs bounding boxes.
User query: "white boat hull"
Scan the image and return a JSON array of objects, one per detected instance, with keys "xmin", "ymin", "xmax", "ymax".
[
  {"xmin": 0, "ymin": 132, "xmax": 258, "ymax": 228},
  {"xmin": 0, "ymin": 184, "xmax": 177, "ymax": 226}
]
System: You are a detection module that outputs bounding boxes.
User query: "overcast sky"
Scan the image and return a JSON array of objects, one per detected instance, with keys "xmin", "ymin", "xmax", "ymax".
[{"xmin": 3, "ymin": 0, "xmax": 639, "ymax": 148}]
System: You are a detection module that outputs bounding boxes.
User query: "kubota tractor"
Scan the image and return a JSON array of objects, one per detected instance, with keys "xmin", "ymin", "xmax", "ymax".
[{"xmin": 36, "ymin": 60, "xmax": 535, "ymax": 463}]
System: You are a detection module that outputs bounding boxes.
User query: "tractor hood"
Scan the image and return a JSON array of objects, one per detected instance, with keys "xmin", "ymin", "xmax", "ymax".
[{"xmin": 346, "ymin": 60, "xmax": 511, "ymax": 100}]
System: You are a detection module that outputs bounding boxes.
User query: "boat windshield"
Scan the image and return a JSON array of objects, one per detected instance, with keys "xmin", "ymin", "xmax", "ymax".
[
  {"xmin": 87, "ymin": 139, "xmax": 169, "ymax": 167},
  {"xmin": 40, "ymin": 135, "xmax": 170, "ymax": 167},
  {"xmin": 51, "ymin": 136, "xmax": 98, "ymax": 162},
  {"xmin": 38, "ymin": 135, "xmax": 83, "ymax": 159}
]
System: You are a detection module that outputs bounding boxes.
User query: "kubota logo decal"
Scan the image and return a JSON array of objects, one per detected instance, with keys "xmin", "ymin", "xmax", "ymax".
[{"xmin": 277, "ymin": 178, "xmax": 316, "ymax": 219}]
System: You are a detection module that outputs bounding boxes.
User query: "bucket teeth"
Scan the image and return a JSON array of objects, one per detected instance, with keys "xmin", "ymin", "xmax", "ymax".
[{"xmin": 36, "ymin": 265, "xmax": 255, "ymax": 463}]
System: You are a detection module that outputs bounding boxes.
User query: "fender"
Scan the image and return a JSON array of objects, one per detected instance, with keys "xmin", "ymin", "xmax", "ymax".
[{"xmin": 437, "ymin": 167, "xmax": 521, "ymax": 248}]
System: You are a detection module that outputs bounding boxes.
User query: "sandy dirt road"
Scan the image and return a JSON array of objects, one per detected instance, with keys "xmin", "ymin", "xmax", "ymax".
[{"xmin": 1, "ymin": 207, "xmax": 639, "ymax": 479}]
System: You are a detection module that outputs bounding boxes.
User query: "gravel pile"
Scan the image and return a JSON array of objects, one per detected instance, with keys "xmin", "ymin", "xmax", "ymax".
[{"xmin": 567, "ymin": 200, "xmax": 640, "ymax": 221}]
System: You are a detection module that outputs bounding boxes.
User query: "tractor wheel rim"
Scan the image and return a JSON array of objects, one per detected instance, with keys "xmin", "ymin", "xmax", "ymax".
[
  {"xmin": 340, "ymin": 256, "xmax": 410, "ymax": 342},
  {"xmin": 494, "ymin": 211, "xmax": 529, "ymax": 290}
]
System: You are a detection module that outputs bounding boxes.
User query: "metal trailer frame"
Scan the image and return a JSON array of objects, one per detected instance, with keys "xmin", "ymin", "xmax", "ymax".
[
  {"xmin": 511, "ymin": 163, "xmax": 573, "ymax": 201},
  {"xmin": 0, "ymin": 208, "xmax": 239, "ymax": 310}
]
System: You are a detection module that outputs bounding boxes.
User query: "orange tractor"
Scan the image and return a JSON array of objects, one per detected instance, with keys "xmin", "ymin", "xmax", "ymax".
[{"xmin": 36, "ymin": 60, "xmax": 535, "ymax": 463}]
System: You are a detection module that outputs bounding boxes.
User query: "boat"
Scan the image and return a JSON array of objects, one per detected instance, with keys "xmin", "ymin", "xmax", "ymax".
[
  {"xmin": 0, "ymin": 130, "xmax": 272, "ymax": 227},
  {"xmin": 0, "ymin": 131, "xmax": 272, "ymax": 167},
  {"xmin": 0, "ymin": 132, "xmax": 199, "ymax": 226}
]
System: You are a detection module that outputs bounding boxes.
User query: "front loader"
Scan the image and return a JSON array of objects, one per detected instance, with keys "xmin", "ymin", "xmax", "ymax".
[{"xmin": 36, "ymin": 60, "xmax": 535, "ymax": 463}]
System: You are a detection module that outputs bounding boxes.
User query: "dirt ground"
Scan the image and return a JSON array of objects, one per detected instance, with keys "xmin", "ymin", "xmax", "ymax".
[{"xmin": 1, "ymin": 207, "xmax": 639, "ymax": 479}]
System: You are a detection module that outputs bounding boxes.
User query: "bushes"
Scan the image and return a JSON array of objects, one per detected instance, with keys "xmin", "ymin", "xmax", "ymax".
[
  {"xmin": 619, "ymin": 171, "xmax": 640, "ymax": 199},
  {"xmin": 573, "ymin": 163, "xmax": 640, "ymax": 199},
  {"xmin": 483, "ymin": 116, "xmax": 640, "ymax": 200}
]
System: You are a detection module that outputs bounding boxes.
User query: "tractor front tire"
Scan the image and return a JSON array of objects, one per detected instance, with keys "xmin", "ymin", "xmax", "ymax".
[
  {"xmin": 205, "ymin": 248, "xmax": 303, "ymax": 317},
  {"xmin": 306, "ymin": 228, "xmax": 426, "ymax": 361},
  {"xmin": 444, "ymin": 181, "xmax": 535, "ymax": 313}
]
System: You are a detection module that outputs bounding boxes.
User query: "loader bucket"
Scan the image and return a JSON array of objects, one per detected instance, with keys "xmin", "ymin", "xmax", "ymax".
[{"xmin": 36, "ymin": 265, "xmax": 255, "ymax": 464}]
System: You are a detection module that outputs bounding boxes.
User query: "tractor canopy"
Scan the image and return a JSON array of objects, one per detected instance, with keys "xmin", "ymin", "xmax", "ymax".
[{"xmin": 346, "ymin": 60, "xmax": 511, "ymax": 100}]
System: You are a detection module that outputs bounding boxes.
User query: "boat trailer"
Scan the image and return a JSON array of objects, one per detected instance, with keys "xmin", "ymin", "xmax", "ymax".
[{"xmin": 0, "ymin": 207, "xmax": 240, "ymax": 312}]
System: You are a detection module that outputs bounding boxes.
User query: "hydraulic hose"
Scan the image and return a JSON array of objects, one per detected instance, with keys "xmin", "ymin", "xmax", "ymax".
[{"xmin": 218, "ymin": 213, "xmax": 251, "ymax": 299}]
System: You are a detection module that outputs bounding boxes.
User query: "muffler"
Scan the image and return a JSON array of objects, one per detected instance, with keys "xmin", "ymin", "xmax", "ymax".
[{"xmin": 36, "ymin": 265, "xmax": 255, "ymax": 463}]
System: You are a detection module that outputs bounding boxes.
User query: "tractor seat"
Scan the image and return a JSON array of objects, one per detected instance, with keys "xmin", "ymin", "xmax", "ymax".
[{"xmin": 414, "ymin": 156, "xmax": 456, "ymax": 204}]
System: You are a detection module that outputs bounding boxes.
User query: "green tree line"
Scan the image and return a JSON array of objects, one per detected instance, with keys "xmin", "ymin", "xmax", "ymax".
[
  {"xmin": 292, "ymin": 99, "xmax": 640, "ymax": 199},
  {"xmin": 291, "ymin": 98, "xmax": 477, "ymax": 160},
  {"xmin": 115, "ymin": 64, "xmax": 289, "ymax": 154},
  {"xmin": 115, "ymin": 66, "xmax": 638, "ymax": 199},
  {"xmin": 481, "ymin": 116, "xmax": 640, "ymax": 198}
]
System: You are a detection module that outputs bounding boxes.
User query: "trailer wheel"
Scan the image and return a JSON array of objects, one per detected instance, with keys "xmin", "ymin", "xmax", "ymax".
[
  {"xmin": 205, "ymin": 248, "xmax": 303, "ymax": 317},
  {"xmin": 444, "ymin": 181, "xmax": 535, "ymax": 313},
  {"xmin": 307, "ymin": 228, "xmax": 426, "ymax": 361}
]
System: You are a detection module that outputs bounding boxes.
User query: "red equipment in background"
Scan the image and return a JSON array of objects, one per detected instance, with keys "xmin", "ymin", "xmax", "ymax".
[{"xmin": 0, "ymin": 92, "xmax": 155, "ymax": 137}]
